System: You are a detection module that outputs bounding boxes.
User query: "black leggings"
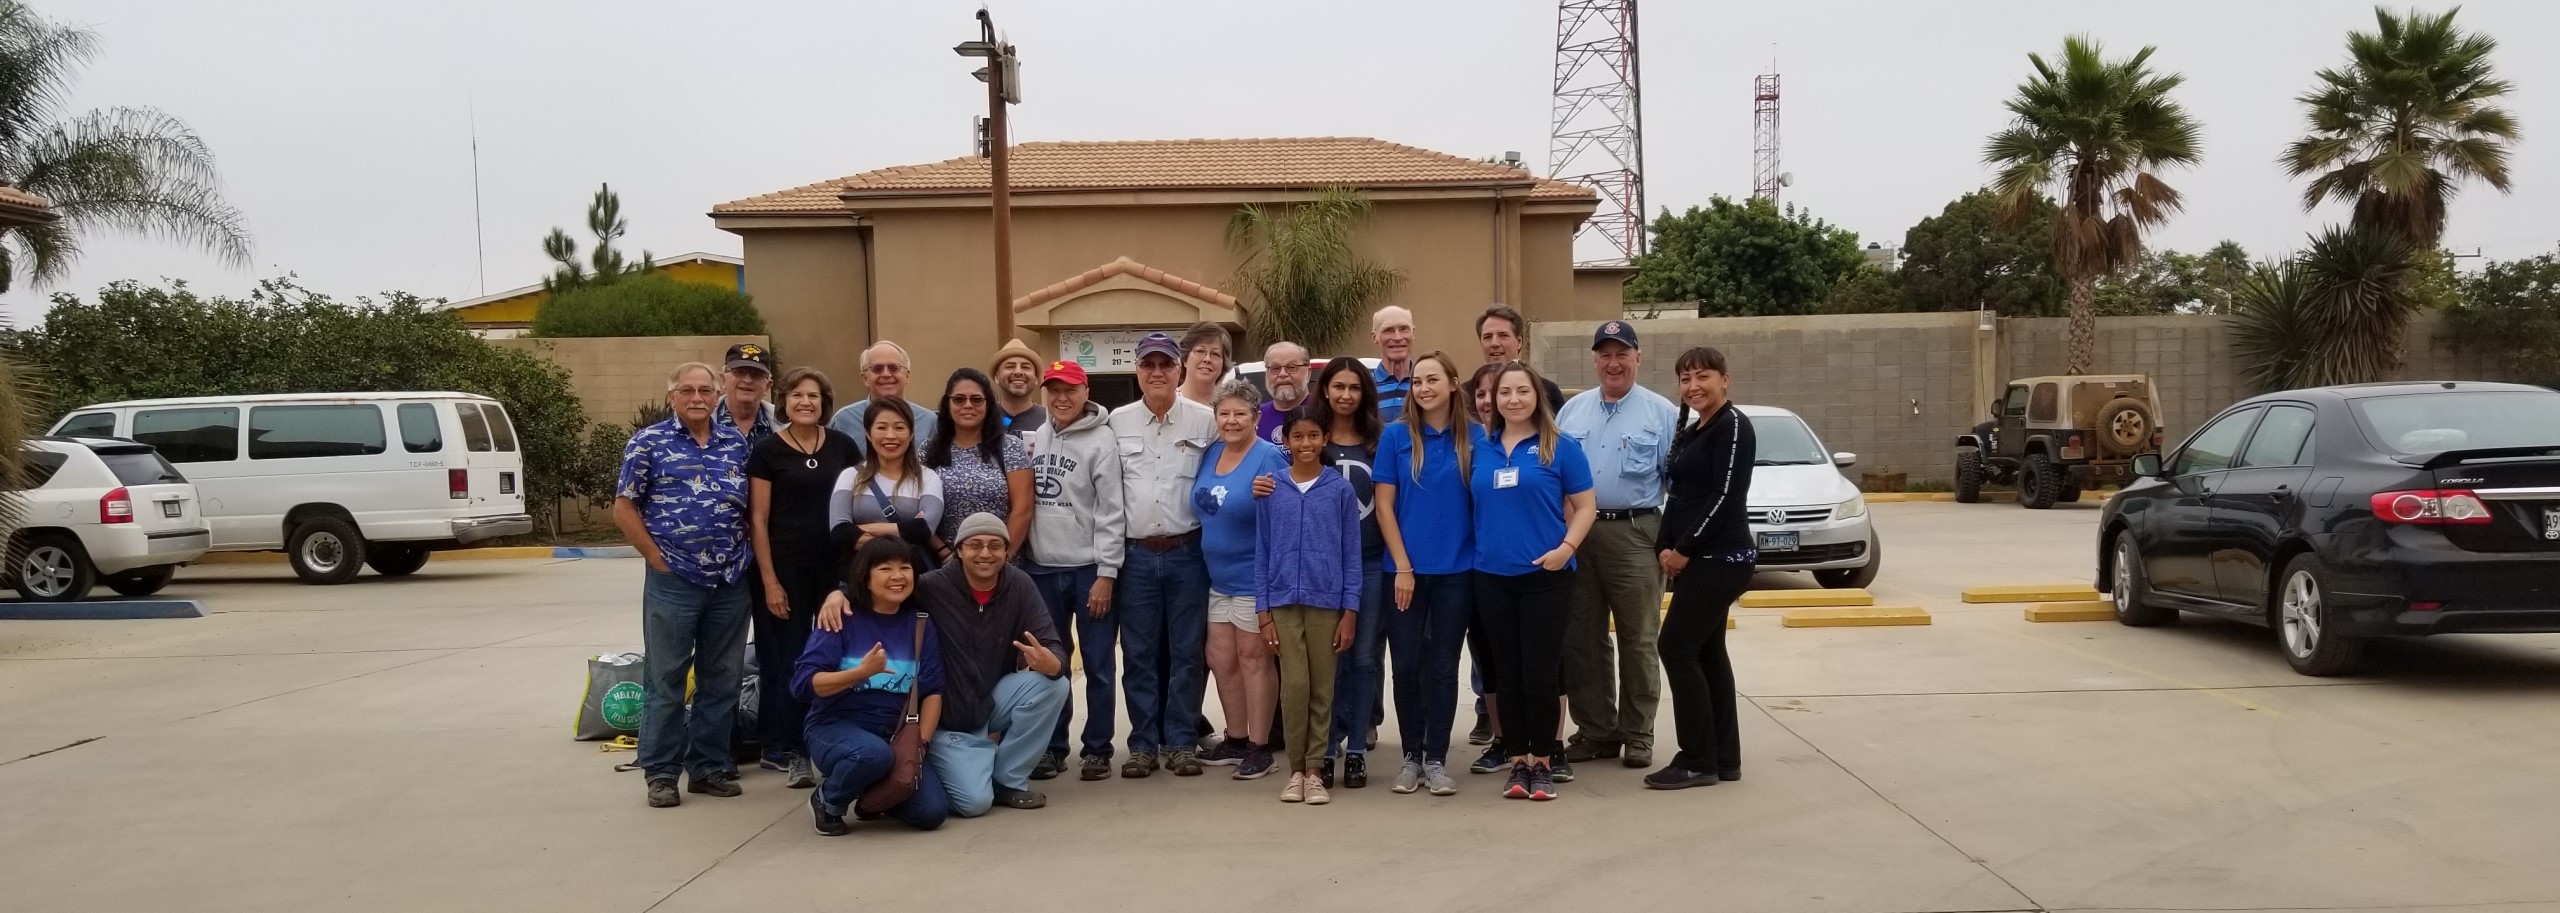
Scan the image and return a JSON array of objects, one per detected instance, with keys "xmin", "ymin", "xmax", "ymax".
[
  {"xmin": 1660, "ymin": 558, "xmax": 1752, "ymax": 774},
  {"xmin": 753, "ymin": 553, "xmax": 831, "ymax": 755},
  {"xmin": 1473, "ymin": 569, "xmax": 1573, "ymax": 760}
]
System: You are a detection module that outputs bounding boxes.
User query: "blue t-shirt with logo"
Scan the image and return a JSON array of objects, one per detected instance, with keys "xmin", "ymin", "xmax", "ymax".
[
  {"xmin": 1194, "ymin": 439, "xmax": 1290, "ymax": 596},
  {"xmin": 793, "ymin": 606, "xmax": 945, "ymax": 734},
  {"xmin": 1469, "ymin": 428, "xmax": 1595, "ymax": 576},
  {"xmin": 1377, "ymin": 420, "xmax": 1474, "ymax": 575}
]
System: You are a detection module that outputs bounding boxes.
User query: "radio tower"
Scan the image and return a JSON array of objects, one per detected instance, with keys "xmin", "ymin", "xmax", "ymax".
[
  {"xmin": 1751, "ymin": 70, "xmax": 1783, "ymax": 204},
  {"xmin": 1549, "ymin": 0, "xmax": 1644, "ymax": 266}
]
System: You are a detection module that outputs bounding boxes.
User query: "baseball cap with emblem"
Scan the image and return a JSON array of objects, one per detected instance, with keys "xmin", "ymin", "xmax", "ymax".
[
  {"xmin": 724, "ymin": 343, "xmax": 775, "ymax": 374},
  {"xmin": 1135, "ymin": 332, "xmax": 1183, "ymax": 364},
  {"xmin": 1591, "ymin": 320, "xmax": 1639, "ymax": 351},
  {"xmin": 1041, "ymin": 360, "xmax": 1089, "ymax": 387}
]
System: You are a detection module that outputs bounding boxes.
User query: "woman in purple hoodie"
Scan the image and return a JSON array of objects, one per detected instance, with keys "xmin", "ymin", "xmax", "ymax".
[{"xmin": 1256, "ymin": 404, "xmax": 1363, "ymax": 806}]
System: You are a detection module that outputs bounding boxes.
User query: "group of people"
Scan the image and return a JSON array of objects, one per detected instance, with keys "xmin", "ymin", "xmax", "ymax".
[{"xmin": 611, "ymin": 303, "xmax": 1764, "ymax": 833}]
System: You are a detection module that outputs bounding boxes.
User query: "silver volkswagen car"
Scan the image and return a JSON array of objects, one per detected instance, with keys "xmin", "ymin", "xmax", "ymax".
[{"xmin": 1740, "ymin": 405, "xmax": 1880, "ymax": 588}]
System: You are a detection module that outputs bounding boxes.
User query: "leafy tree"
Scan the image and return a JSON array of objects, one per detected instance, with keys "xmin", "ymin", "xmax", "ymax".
[
  {"xmin": 1625, "ymin": 196, "xmax": 1865, "ymax": 316},
  {"xmin": 1895, "ymin": 189, "xmax": 2064, "ymax": 316},
  {"xmin": 0, "ymin": 1, "xmax": 251, "ymax": 293},
  {"xmin": 541, "ymin": 183, "xmax": 653, "ymax": 294},
  {"xmin": 1816, "ymin": 265, "xmax": 1900, "ymax": 315},
  {"xmin": 2093, "ymin": 250, "xmax": 2208, "ymax": 316},
  {"xmin": 531, "ymin": 273, "xmax": 766, "ymax": 338},
  {"xmin": 1986, "ymin": 35, "xmax": 2203, "ymax": 373},
  {"xmin": 2197, "ymin": 241, "xmax": 2252, "ymax": 313},
  {"xmin": 5, "ymin": 279, "xmax": 614, "ymax": 532},
  {"xmin": 2446, "ymin": 253, "xmax": 2560, "ymax": 386},
  {"xmin": 2283, "ymin": 6, "xmax": 2517, "ymax": 247},
  {"xmin": 1227, "ymin": 186, "xmax": 1403, "ymax": 353}
]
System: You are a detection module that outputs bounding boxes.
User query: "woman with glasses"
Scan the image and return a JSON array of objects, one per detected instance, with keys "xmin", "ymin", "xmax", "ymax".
[
  {"xmin": 1178, "ymin": 322, "xmax": 1231, "ymax": 407},
  {"xmin": 924, "ymin": 369, "xmax": 1031, "ymax": 560}
]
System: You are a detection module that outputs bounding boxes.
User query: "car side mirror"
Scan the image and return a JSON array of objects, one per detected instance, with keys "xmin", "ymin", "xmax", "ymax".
[
  {"xmin": 2131, "ymin": 453, "xmax": 2163, "ymax": 478},
  {"xmin": 1831, "ymin": 452, "xmax": 1857, "ymax": 468}
]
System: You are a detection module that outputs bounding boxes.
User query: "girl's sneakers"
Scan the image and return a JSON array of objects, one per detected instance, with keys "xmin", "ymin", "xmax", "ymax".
[
  {"xmin": 1528, "ymin": 763, "xmax": 1559, "ymax": 801},
  {"xmin": 1234, "ymin": 745, "xmax": 1276, "ymax": 780},
  {"xmin": 1390, "ymin": 757, "xmax": 1425, "ymax": 794},
  {"xmin": 1281, "ymin": 771, "xmax": 1308, "ymax": 803},
  {"xmin": 1503, "ymin": 761, "xmax": 1533, "ymax": 799}
]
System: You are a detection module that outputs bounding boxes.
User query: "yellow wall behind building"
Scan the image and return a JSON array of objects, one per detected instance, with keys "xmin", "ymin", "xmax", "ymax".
[{"xmin": 454, "ymin": 258, "xmax": 746, "ymax": 326}]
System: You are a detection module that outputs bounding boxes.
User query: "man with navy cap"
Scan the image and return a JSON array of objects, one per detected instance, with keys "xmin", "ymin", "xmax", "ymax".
[
  {"xmin": 715, "ymin": 342, "xmax": 778, "ymax": 445},
  {"xmin": 1105, "ymin": 332, "xmax": 1217, "ymax": 778},
  {"xmin": 1555, "ymin": 319, "xmax": 1678, "ymax": 770}
]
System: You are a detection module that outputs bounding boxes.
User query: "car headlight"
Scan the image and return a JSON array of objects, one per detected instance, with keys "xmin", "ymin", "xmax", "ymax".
[{"xmin": 1834, "ymin": 496, "xmax": 1867, "ymax": 521}]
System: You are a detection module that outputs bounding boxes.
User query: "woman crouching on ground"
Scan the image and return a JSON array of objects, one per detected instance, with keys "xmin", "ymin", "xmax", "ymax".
[{"xmin": 795, "ymin": 537, "xmax": 948, "ymax": 834}]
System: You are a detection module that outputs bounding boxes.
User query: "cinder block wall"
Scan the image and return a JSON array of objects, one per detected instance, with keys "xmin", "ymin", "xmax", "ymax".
[{"xmin": 490, "ymin": 335, "xmax": 773, "ymax": 428}]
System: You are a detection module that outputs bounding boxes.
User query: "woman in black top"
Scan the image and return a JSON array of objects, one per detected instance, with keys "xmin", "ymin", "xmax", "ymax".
[
  {"xmin": 1648, "ymin": 347, "xmax": 1756, "ymax": 790},
  {"xmin": 747, "ymin": 368, "xmax": 864, "ymax": 790}
]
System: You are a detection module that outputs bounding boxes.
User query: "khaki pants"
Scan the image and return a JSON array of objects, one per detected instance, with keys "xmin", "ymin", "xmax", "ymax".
[
  {"xmin": 1563, "ymin": 514, "xmax": 1665, "ymax": 747},
  {"xmin": 1271, "ymin": 605, "xmax": 1342, "ymax": 773}
]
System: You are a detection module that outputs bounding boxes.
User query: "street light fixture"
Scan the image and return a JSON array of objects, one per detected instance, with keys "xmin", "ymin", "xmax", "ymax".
[{"xmin": 961, "ymin": 10, "xmax": 1021, "ymax": 348}]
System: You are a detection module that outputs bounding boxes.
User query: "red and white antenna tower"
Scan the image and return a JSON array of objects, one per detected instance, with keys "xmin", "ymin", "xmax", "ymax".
[
  {"xmin": 1549, "ymin": 0, "xmax": 1645, "ymax": 266},
  {"xmin": 1751, "ymin": 70, "xmax": 1785, "ymax": 204}
]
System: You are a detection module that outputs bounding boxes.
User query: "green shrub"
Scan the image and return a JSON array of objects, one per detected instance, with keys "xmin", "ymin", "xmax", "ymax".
[{"xmin": 531, "ymin": 274, "xmax": 765, "ymax": 338}]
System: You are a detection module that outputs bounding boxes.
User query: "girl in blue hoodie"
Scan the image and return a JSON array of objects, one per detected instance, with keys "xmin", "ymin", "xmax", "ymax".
[{"xmin": 1256, "ymin": 405, "xmax": 1362, "ymax": 805}]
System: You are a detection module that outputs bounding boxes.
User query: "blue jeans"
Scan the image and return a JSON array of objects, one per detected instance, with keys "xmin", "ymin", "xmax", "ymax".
[
  {"xmin": 929, "ymin": 670, "xmax": 1070, "ymax": 816},
  {"xmin": 1027, "ymin": 564, "xmax": 1115, "ymax": 759},
  {"xmin": 1388, "ymin": 572, "xmax": 1472, "ymax": 763},
  {"xmin": 805, "ymin": 717, "xmax": 947, "ymax": 831},
  {"xmin": 1328, "ymin": 560, "xmax": 1388, "ymax": 758},
  {"xmin": 639, "ymin": 568, "xmax": 751, "ymax": 781},
  {"xmin": 1116, "ymin": 539, "xmax": 1209, "ymax": 756}
]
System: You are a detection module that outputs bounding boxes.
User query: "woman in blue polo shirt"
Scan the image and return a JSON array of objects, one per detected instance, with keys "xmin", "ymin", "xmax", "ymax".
[
  {"xmin": 1470, "ymin": 361, "xmax": 1596, "ymax": 802},
  {"xmin": 1376, "ymin": 351, "xmax": 1475, "ymax": 797}
]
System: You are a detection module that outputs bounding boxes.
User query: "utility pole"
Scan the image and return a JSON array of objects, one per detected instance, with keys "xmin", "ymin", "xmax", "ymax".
[{"xmin": 958, "ymin": 10, "xmax": 1022, "ymax": 347}]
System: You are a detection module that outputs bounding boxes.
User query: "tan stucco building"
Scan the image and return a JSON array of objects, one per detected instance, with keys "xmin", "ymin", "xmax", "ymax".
[{"xmin": 712, "ymin": 137, "xmax": 1626, "ymax": 402}]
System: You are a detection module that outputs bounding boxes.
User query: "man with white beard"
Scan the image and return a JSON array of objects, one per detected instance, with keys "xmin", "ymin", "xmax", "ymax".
[{"xmin": 1256, "ymin": 340, "xmax": 1313, "ymax": 446}]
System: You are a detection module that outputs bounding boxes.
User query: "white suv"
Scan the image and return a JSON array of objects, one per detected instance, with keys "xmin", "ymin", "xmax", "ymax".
[{"xmin": 8, "ymin": 438, "xmax": 210, "ymax": 600}]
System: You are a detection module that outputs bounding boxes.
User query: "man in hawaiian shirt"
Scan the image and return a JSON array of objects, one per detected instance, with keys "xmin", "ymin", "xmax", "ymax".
[{"xmin": 614, "ymin": 361, "xmax": 756, "ymax": 809}]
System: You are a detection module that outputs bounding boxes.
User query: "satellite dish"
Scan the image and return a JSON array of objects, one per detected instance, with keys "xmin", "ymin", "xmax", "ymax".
[{"xmin": 1778, "ymin": 172, "xmax": 1795, "ymax": 187}]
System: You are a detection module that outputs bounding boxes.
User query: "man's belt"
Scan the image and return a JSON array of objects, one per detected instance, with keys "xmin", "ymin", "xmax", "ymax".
[
  {"xmin": 1594, "ymin": 507, "xmax": 1659, "ymax": 522},
  {"xmin": 1131, "ymin": 530, "xmax": 1202, "ymax": 552}
]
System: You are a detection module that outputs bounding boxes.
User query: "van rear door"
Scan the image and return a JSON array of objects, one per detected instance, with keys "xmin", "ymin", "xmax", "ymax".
[{"xmin": 453, "ymin": 401, "xmax": 529, "ymax": 521}]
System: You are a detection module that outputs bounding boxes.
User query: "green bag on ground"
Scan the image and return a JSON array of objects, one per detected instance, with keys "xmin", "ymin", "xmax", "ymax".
[{"xmin": 576, "ymin": 653, "xmax": 648, "ymax": 741}]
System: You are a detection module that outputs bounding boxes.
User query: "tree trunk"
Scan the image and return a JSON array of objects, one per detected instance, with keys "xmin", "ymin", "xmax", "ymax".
[{"xmin": 2066, "ymin": 275, "xmax": 2098, "ymax": 375}]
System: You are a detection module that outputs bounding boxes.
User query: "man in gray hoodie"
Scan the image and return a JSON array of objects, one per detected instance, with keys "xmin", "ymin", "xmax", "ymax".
[{"xmin": 1023, "ymin": 360, "xmax": 1128, "ymax": 782}]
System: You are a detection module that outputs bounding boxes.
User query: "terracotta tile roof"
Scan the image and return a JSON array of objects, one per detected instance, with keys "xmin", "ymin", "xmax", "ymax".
[
  {"xmin": 0, "ymin": 184, "xmax": 52, "ymax": 212},
  {"xmin": 716, "ymin": 137, "xmax": 1597, "ymax": 214},
  {"xmin": 1014, "ymin": 256, "xmax": 1237, "ymax": 312}
]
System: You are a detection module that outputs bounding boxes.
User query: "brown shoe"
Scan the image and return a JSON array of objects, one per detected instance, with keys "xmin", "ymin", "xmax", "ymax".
[
  {"xmin": 1564, "ymin": 738, "xmax": 1622, "ymax": 763},
  {"xmin": 1623, "ymin": 742, "xmax": 1654, "ymax": 768},
  {"xmin": 1122, "ymin": 750, "xmax": 1160, "ymax": 779}
]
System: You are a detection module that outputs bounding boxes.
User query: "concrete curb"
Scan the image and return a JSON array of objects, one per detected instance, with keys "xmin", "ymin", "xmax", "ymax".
[
  {"xmin": 2025, "ymin": 601, "xmax": 2118, "ymax": 622},
  {"xmin": 1739, "ymin": 588, "xmax": 1875, "ymax": 609},
  {"xmin": 0, "ymin": 600, "xmax": 205, "ymax": 620},
  {"xmin": 1962, "ymin": 584, "xmax": 2104, "ymax": 604},
  {"xmin": 1780, "ymin": 606, "xmax": 1931, "ymax": 627},
  {"xmin": 196, "ymin": 545, "xmax": 637, "ymax": 565}
]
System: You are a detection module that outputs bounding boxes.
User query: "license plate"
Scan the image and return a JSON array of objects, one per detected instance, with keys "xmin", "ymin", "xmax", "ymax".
[
  {"xmin": 160, "ymin": 501, "xmax": 182, "ymax": 519},
  {"xmin": 2545, "ymin": 508, "xmax": 2559, "ymax": 541},
  {"xmin": 1757, "ymin": 531, "xmax": 1799, "ymax": 552}
]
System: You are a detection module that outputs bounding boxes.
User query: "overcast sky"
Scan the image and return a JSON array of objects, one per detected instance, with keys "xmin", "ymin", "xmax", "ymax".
[{"xmin": 16, "ymin": 0, "xmax": 2559, "ymax": 322}]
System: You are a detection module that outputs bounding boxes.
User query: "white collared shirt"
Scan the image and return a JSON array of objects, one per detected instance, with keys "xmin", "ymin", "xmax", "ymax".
[{"xmin": 1108, "ymin": 396, "xmax": 1216, "ymax": 537}]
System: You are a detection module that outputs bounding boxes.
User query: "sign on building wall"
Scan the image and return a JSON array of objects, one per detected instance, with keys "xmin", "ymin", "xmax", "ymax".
[{"xmin": 1058, "ymin": 329, "xmax": 1153, "ymax": 374}]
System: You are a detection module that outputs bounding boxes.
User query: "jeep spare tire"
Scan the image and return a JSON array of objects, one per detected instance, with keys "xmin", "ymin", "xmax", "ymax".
[{"xmin": 2097, "ymin": 398, "xmax": 2155, "ymax": 456}]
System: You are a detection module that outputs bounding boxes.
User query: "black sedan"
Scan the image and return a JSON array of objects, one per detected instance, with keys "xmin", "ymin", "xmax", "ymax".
[{"xmin": 2096, "ymin": 381, "xmax": 2560, "ymax": 675}]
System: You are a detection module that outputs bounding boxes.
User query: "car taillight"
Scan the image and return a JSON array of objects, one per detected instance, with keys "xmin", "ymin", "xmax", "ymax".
[
  {"xmin": 100, "ymin": 487, "xmax": 133, "ymax": 524},
  {"xmin": 449, "ymin": 468, "xmax": 470, "ymax": 500},
  {"xmin": 2061, "ymin": 434, "xmax": 2085, "ymax": 461},
  {"xmin": 2370, "ymin": 489, "xmax": 2492, "ymax": 525}
]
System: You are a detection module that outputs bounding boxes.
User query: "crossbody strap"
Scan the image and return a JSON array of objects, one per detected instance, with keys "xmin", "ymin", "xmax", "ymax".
[
  {"xmin": 901, "ymin": 612, "xmax": 926, "ymax": 724},
  {"xmin": 867, "ymin": 477, "xmax": 902, "ymax": 522}
]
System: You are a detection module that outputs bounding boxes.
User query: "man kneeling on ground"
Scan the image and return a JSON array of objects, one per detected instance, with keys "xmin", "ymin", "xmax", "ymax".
[{"xmin": 825, "ymin": 512, "xmax": 1069, "ymax": 816}]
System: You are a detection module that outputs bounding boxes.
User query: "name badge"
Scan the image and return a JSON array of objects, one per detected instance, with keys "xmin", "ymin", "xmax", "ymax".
[{"xmin": 1494, "ymin": 467, "xmax": 1520, "ymax": 489}]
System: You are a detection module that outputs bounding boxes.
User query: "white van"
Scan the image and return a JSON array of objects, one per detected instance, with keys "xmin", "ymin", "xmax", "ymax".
[{"xmin": 47, "ymin": 392, "xmax": 535, "ymax": 584}]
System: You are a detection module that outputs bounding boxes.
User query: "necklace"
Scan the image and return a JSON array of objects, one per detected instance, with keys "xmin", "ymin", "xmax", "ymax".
[{"xmin": 784, "ymin": 426, "xmax": 823, "ymax": 468}]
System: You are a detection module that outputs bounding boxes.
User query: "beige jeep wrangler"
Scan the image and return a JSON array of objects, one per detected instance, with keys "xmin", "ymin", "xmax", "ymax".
[{"xmin": 1955, "ymin": 375, "xmax": 2163, "ymax": 509}]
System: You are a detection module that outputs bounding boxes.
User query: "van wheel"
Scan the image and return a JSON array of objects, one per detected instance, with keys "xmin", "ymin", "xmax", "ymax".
[
  {"xmin": 106, "ymin": 566, "xmax": 176, "ymax": 598},
  {"xmin": 10, "ymin": 533, "xmax": 96, "ymax": 600},
  {"xmin": 288, "ymin": 517, "xmax": 367, "ymax": 585},
  {"xmin": 366, "ymin": 545, "xmax": 431, "ymax": 577}
]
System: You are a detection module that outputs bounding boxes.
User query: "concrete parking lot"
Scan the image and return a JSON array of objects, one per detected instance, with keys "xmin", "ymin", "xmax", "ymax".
[{"xmin": 9, "ymin": 501, "xmax": 2560, "ymax": 913}]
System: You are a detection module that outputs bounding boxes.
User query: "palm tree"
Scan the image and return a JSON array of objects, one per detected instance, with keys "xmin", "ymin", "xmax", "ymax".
[
  {"xmin": 2227, "ymin": 260, "xmax": 2317, "ymax": 391},
  {"xmin": 1227, "ymin": 186, "xmax": 1403, "ymax": 353},
  {"xmin": 2283, "ymin": 6, "xmax": 2517, "ymax": 247},
  {"xmin": 0, "ymin": 1, "xmax": 250, "ymax": 292},
  {"xmin": 1985, "ymin": 35, "xmax": 2202, "ymax": 374},
  {"xmin": 2228, "ymin": 227, "xmax": 2420, "ymax": 390}
]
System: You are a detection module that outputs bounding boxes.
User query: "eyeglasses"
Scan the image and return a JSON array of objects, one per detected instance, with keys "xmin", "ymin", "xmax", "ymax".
[
  {"xmin": 948, "ymin": 394, "xmax": 988, "ymax": 406},
  {"xmin": 672, "ymin": 386, "xmax": 718, "ymax": 399},
  {"xmin": 865, "ymin": 364, "xmax": 907, "ymax": 376},
  {"xmin": 1267, "ymin": 363, "xmax": 1307, "ymax": 373}
]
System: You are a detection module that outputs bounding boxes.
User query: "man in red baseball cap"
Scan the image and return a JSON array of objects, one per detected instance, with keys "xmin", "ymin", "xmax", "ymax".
[{"xmin": 1020, "ymin": 357, "xmax": 1130, "ymax": 782}]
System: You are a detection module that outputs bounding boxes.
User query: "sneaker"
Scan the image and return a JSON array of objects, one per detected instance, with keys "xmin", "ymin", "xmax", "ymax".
[
  {"xmin": 1469, "ymin": 745, "xmax": 1507, "ymax": 774},
  {"xmin": 1320, "ymin": 756, "xmax": 1337, "ymax": 789},
  {"xmin": 1281, "ymin": 772, "xmax": 1308, "ymax": 803},
  {"xmin": 1467, "ymin": 714, "xmax": 1493, "ymax": 745},
  {"xmin": 1390, "ymin": 757, "xmax": 1425, "ymax": 794},
  {"xmin": 1165, "ymin": 749, "xmax": 1204, "ymax": 777},
  {"xmin": 1200, "ymin": 735, "xmax": 1249, "ymax": 767},
  {"xmin": 1122, "ymin": 751, "xmax": 1160, "ymax": 779},
  {"xmin": 785, "ymin": 754, "xmax": 818, "ymax": 790},
  {"xmin": 994, "ymin": 786, "xmax": 1048, "ymax": 809},
  {"xmin": 810, "ymin": 791, "xmax": 850, "ymax": 836},
  {"xmin": 646, "ymin": 777, "xmax": 681, "ymax": 808},
  {"xmin": 1643, "ymin": 765, "xmax": 1718, "ymax": 790},
  {"xmin": 1031, "ymin": 752, "xmax": 1063, "ymax": 781},
  {"xmin": 1342, "ymin": 753, "xmax": 1368, "ymax": 789},
  {"xmin": 687, "ymin": 772, "xmax": 742, "ymax": 798},
  {"xmin": 1565, "ymin": 738, "xmax": 1622, "ymax": 762},
  {"xmin": 1529, "ymin": 763, "xmax": 1559, "ymax": 800},
  {"xmin": 758, "ymin": 754, "xmax": 790, "ymax": 773},
  {"xmin": 1503, "ymin": 761, "xmax": 1533, "ymax": 799},
  {"xmin": 1423, "ymin": 761, "xmax": 1459, "ymax": 796},
  {"xmin": 1080, "ymin": 755, "xmax": 1112, "ymax": 781},
  {"xmin": 1197, "ymin": 731, "xmax": 1224, "ymax": 754},
  {"xmin": 1551, "ymin": 756, "xmax": 1576, "ymax": 783},
  {"xmin": 1305, "ymin": 781, "xmax": 1331, "ymax": 806},
  {"xmin": 1235, "ymin": 745, "xmax": 1276, "ymax": 780}
]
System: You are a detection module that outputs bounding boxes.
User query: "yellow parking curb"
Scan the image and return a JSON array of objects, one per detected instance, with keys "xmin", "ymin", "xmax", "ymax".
[
  {"xmin": 1781, "ymin": 606, "xmax": 1931, "ymax": 627},
  {"xmin": 2024, "ymin": 601, "xmax": 2118, "ymax": 622},
  {"xmin": 1962, "ymin": 584, "xmax": 2102, "ymax": 604},
  {"xmin": 1739, "ymin": 588, "xmax": 1874, "ymax": 609}
]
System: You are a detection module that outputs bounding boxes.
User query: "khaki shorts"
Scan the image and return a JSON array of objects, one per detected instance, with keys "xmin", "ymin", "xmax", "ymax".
[{"xmin": 1208, "ymin": 591, "xmax": 1261, "ymax": 632}]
